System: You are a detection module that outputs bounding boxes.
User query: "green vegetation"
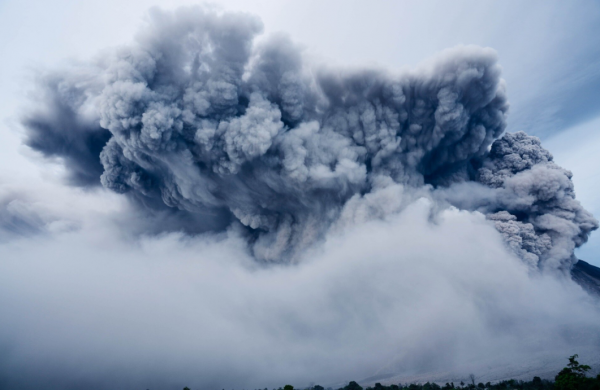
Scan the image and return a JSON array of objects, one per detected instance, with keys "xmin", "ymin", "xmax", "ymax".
[
  {"xmin": 554, "ymin": 355, "xmax": 597, "ymax": 390},
  {"xmin": 181, "ymin": 355, "xmax": 600, "ymax": 390}
]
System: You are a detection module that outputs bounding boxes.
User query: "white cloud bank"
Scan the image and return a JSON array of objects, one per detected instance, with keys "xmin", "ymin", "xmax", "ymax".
[{"xmin": 0, "ymin": 184, "xmax": 598, "ymax": 390}]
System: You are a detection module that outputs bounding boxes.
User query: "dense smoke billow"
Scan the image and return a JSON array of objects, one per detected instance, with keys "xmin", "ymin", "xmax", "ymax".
[
  {"xmin": 22, "ymin": 6, "xmax": 596, "ymax": 268},
  {"xmin": 2, "ymin": 5, "xmax": 600, "ymax": 390}
]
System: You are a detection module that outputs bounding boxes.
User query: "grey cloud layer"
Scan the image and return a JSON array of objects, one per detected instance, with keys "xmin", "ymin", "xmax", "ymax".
[
  {"xmin": 1, "ymin": 199, "xmax": 599, "ymax": 390},
  {"xmin": 21, "ymin": 6, "xmax": 597, "ymax": 268}
]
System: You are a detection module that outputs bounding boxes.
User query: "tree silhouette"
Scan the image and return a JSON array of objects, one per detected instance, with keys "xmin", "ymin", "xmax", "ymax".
[
  {"xmin": 344, "ymin": 382, "xmax": 363, "ymax": 390},
  {"xmin": 554, "ymin": 354, "xmax": 592, "ymax": 390}
]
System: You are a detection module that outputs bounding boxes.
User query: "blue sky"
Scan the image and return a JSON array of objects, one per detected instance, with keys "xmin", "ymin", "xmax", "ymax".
[{"xmin": 1, "ymin": 0, "xmax": 599, "ymax": 264}]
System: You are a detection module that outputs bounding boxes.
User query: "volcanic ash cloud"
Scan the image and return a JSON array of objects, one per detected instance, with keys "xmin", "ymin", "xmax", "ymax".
[
  {"xmin": 2, "ymin": 6, "xmax": 600, "ymax": 390},
  {"xmin": 21, "ymin": 6, "xmax": 597, "ymax": 269}
]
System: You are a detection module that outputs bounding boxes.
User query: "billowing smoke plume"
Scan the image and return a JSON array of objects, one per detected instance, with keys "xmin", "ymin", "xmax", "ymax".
[
  {"xmin": 22, "ymin": 6, "xmax": 597, "ymax": 268},
  {"xmin": 477, "ymin": 133, "xmax": 598, "ymax": 270}
]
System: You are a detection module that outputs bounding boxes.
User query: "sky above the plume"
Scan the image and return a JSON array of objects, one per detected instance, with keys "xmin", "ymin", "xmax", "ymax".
[{"xmin": 1, "ymin": 2, "xmax": 600, "ymax": 390}]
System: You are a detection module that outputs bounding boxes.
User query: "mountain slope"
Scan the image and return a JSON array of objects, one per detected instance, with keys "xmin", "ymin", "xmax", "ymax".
[{"xmin": 571, "ymin": 260, "xmax": 600, "ymax": 296}]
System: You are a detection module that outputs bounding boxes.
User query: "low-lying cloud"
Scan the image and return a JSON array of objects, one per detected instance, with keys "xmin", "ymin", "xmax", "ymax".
[{"xmin": 0, "ymin": 187, "xmax": 598, "ymax": 389}]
